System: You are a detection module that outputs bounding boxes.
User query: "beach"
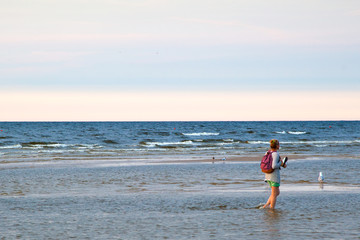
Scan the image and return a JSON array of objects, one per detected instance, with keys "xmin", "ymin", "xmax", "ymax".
[
  {"xmin": 1, "ymin": 158, "xmax": 360, "ymax": 239},
  {"xmin": 3, "ymin": 0, "xmax": 360, "ymax": 237},
  {"xmin": 1, "ymin": 121, "xmax": 359, "ymax": 239}
]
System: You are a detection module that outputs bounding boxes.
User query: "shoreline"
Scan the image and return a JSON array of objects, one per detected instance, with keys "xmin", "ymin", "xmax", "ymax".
[
  {"xmin": 1, "ymin": 154, "xmax": 358, "ymax": 168},
  {"xmin": 150, "ymin": 153, "xmax": 359, "ymax": 164},
  {"xmin": 150, "ymin": 154, "xmax": 296, "ymax": 164}
]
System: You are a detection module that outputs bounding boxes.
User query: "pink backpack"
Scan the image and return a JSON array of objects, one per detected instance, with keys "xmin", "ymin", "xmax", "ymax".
[{"xmin": 260, "ymin": 150, "xmax": 275, "ymax": 173}]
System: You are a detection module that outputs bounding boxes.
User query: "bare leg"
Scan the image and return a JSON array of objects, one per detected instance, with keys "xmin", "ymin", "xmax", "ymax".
[
  {"xmin": 270, "ymin": 186, "xmax": 280, "ymax": 209},
  {"xmin": 263, "ymin": 186, "xmax": 280, "ymax": 209},
  {"xmin": 263, "ymin": 196, "xmax": 271, "ymax": 208}
]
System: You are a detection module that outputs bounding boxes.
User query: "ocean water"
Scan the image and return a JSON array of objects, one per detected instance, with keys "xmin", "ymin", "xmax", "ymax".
[
  {"xmin": 1, "ymin": 121, "xmax": 359, "ymax": 239},
  {"xmin": 1, "ymin": 121, "xmax": 359, "ymax": 165}
]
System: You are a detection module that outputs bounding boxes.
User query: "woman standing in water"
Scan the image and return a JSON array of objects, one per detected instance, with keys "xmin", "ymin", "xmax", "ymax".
[{"xmin": 262, "ymin": 139, "xmax": 287, "ymax": 209}]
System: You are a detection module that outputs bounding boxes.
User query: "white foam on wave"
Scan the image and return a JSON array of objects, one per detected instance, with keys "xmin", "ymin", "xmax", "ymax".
[
  {"xmin": 288, "ymin": 131, "xmax": 307, "ymax": 135},
  {"xmin": 247, "ymin": 141, "xmax": 268, "ymax": 144},
  {"xmin": 182, "ymin": 132, "xmax": 220, "ymax": 136},
  {"xmin": 237, "ymin": 140, "xmax": 358, "ymax": 146},
  {"xmin": 23, "ymin": 143, "xmax": 69, "ymax": 149},
  {"xmin": 0, "ymin": 143, "xmax": 103, "ymax": 150},
  {"xmin": 74, "ymin": 144, "xmax": 102, "ymax": 149},
  {"xmin": 38, "ymin": 150, "xmax": 72, "ymax": 153},
  {"xmin": 275, "ymin": 131, "xmax": 307, "ymax": 135},
  {"xmin": 0, "ymin": 144, "xmax": 22, "ymax": 149},
  {"xmin": 144, "ymin": 140, "xmax": 194, "ymax": 147},
  {"xmin": 282, "ymin": 140, "xmax": 357, "ymax": 145},
  {"xmin": 216, "ymin": 142, "xmax": 237, "ymax": 146}
]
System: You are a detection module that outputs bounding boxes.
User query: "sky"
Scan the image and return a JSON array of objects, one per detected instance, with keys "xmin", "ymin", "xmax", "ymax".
[{"xmin": 1, "ymin": 0, "xmax": 359, "ymax": 121}]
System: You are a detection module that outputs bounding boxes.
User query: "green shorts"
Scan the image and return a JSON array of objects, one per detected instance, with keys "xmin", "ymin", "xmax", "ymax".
[{"xmin": 267, "ymin": 180, "xmax": 280, "ymax": 187}]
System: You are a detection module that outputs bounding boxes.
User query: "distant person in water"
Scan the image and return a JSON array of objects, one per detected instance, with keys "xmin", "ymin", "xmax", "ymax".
[{"xmin": 262, "ymin": 139, "xmax": 286, "ymax": 209}]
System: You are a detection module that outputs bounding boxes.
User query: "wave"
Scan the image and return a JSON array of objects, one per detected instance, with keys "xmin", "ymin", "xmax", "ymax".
[
  {"xmin": 247, "ymin": 141, "xmax": 268, "ymax": 144},
  {"xmin": 103, "ymin": 140, "xmax": 119, "ymax": 144},
  {"xmin": 73, "ymin": 144, "xmax": 102, "ymax": 149},
  {"xmin": 314, "ymin": 145, "xmax": 327, "ymax": 148},
  {"xmin": 276, "ymin": 131, "xmax": 307, "ymax": 135},
  {"xmin": 0, "ymin": 136, "xmax": 13, "ymax": 139},
  {"xmin": 0, "ymin": 144, "xmax": 22, "ymax": 149},
  {"xmin": 182, "ymin": 132, "xmax": 220, "ymax": 136},
  {"xmin": 0, "ymin": 142, "xmax": 103, "ymax": 150},
  {"xmin": 21, "ymin": 142, "xmax": 68, "ymax": 149},
  {"xmin": 246, "ymin": 140, "xmax": 360, "ymax": 146},
  {"xmin": 138, "ymin": 131, "xmax": 170, "ymax": 136},
  {"xmin": 142, "ymin": 140, "xmax": 194, "ymax": 147},
  {"xmin": 282, "ymin": 140, "xmax": 358, "ymax": 144},
  {"xmin": 195, "ymin": 139, "xmax": 231, "ymax": 143},
  {"xmin": 288, "ymin": 131, "xmax": 307, "ymax": 135}
]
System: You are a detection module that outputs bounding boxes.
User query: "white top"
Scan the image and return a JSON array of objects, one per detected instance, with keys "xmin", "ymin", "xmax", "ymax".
[{"xmin": 264, "ymin": 151, "xmax": 282, "ymax": 184}]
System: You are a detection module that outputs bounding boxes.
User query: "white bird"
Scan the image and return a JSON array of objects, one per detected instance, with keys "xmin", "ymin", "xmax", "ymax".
[{"xmin": 318, "ymin": 172, "xmax": 324, "ymax": 183}]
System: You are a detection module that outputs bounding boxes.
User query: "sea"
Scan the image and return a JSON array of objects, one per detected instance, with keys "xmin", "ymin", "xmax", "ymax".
[{"xmin": 0, "ymin": 121, "xmax": 359, "ymax": 239}]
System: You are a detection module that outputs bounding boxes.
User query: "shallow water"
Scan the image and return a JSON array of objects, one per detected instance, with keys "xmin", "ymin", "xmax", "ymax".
[{"xmin": 1, "ymin": 159, "xmax": 359, "ymax": 239}]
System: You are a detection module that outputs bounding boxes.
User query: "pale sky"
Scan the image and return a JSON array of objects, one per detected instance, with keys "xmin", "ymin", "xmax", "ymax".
[{"xmin": 1, "ymin": 0, "xmax": 359, "ymax": 121}]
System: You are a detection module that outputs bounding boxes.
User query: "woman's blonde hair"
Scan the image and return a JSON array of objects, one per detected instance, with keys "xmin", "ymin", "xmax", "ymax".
[{"xmin": 270, "ymin": 139, "xmax": 279, "ymax": 149}]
